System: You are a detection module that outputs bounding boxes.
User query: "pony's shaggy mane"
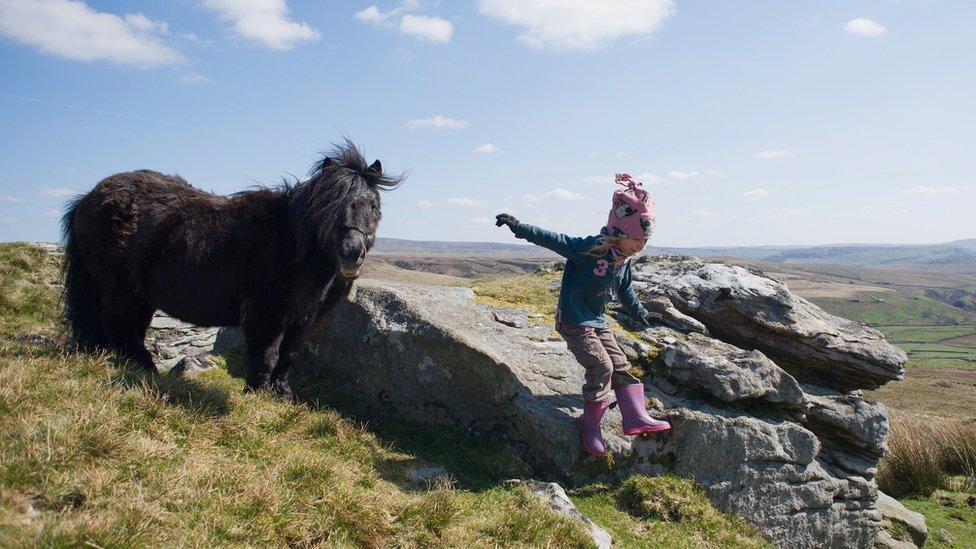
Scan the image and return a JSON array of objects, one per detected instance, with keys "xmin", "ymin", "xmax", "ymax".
[{"xmin": 286, "ymin": 140, "xmax": 402, "ymax": 262}]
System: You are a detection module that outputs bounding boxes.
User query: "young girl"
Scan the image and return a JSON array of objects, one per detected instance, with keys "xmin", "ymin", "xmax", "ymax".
[{"xmin": 495, "ymin": 173, "xmax": 670, "ymax": 457}]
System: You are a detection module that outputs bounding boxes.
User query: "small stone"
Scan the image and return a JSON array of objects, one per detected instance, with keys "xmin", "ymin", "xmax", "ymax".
[
  {"xmin": 406, "ymin": 465, "xmax": 450, "ymax": 486},
  {"xmin": 170, "ymin": 354, "xmax": 218, "ymax": 378},
  {"xmin": 493, "ymin": 310, "xmax": 529, "ymax": 329}
]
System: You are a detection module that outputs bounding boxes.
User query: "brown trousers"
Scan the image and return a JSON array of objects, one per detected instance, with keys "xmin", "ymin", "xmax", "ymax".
[{"xmin": 556, "ymin": 320, "xmax": 640, "ymax": 402}]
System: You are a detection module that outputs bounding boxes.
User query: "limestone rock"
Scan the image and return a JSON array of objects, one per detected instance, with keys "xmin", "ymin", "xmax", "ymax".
[
  {"xmin": 493, "ymin": 309, "xmax": 529, "ymax": 329},
  {"xmin": 293, "ymin": 276, "xmax": 893, "ymax": 548},
  {"xmin": 631, "ymin": 255, "xmax": 907, "ymax": 392},
  {"xmin": 640, "ymin": 292, "xmax": 709, "ymax": 335},
  {"xmin": 876, "ymin": 492, "xmax": 927, "ymax": 548},
  {"xmin": 169, "ymin": 354, "xmax": 218, "ymax": 379},
  {"xmin": 148, "ymin": 312, "xmax": 244, "ymax": 371},
  {"xmin": 406, "ymin": 465, "xmax": 451, "ymax": 486},
  {"xmin": 650, "ymin": 329, "xmax": 805, "ymax": 406},
  {"xmin": 508, "ymin": 480, "xmax": 612, "ymax": 549}
]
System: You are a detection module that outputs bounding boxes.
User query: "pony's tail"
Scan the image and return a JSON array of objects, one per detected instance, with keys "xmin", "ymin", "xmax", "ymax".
[{"xmin": 61, "ymin": 198, "xmax": 106, "ymax": 352}]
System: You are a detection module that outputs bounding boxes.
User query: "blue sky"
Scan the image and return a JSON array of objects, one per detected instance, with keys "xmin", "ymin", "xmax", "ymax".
[{"xmin": 1, "ymin": 0, "xmax": 973, "ymax": 247}]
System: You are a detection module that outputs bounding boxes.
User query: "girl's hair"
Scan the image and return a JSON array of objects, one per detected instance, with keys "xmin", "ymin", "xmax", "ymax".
[{"xmin": 586, "ymin": 235, "xmax": 628, "ymax": 266}]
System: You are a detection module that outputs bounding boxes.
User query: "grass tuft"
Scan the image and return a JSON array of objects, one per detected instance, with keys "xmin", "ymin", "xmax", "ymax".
[
  {"xmin": 878, "ymin": 417, "xmax": 976, "ymax": 498},
  {"xmin": 470, "ymin": 272, "xmax": 560, "ymax": 325}
]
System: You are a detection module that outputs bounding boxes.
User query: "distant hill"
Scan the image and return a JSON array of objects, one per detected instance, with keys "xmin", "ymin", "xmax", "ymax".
[
  {"xmin": 376, "ymin": 237, "xmax": 976, "ymax": 275},
  {"xmin": 375, "ymin": 237, "xmax": 554, "ymax": 257}
]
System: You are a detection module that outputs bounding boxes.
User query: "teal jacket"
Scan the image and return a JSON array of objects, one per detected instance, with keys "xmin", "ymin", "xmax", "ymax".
[{"xmin": 513, "ymin": 223, "xmax": 648, "ymax": 328}]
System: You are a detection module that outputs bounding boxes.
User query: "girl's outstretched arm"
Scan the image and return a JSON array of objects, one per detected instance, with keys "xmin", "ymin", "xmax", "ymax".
[
  {"xmin": 495, "ymin": 213, "xmax": 589, "ymax": 261},
  {"xmin": 617, "ymin": 264, "xmax": 650, "ymax": 324}
]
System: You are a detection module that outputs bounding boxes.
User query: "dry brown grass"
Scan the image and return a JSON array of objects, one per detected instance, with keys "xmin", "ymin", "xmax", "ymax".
[
  {"xmin": 0, "ymin": 243, "xmax": 595, "ymax": 547},
  {"xmin": 878, "ymin": 417, "xmax": 976, "ymax": 498}
]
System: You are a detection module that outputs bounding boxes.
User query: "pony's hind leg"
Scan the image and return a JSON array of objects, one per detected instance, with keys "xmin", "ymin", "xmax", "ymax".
[{"xmin": 101, "ymin": 293, "xmax": 157, "ymax": 373}]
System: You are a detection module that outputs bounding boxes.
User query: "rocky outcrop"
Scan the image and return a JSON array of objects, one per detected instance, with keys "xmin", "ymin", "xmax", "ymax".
[
  {"xmin": 630, "ymin": 255, "xmax": 907, "ymax": 392},
  {"xmin": 284, "ymin": 254, "xmax": 912, "ymax": 548},
  {"xmin": 147, "ymin": 255, "xmax": 908, "ymax": 547}
]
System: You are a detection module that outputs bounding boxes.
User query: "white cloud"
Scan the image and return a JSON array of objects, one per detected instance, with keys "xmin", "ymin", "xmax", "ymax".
[
  {"xmin": 399, "ymin": 14, "xmax": 452, "ymax": 43},
  {"xmin": 692, "ymin": 209, "xmax": 718, "ymax": 218},
  {"xmin": 473, "ymin": 143, "xmax": 499, "ymax": 154},
  {"xmin": 0, "ymin": 0, "xmax": 183, "ymax": 68},
  {"xmin": 407, "ymin": 115, "xmax": 469, "ymax": 129},
  {"xmin": 523, "ymin": 188, "xmax": 587, "ymax": 204},
  {"xmin": 844, "ymin": 18, "xmax": 887, "ymax": 37},
  {"xmin": 123, "ymin": 13, "xmax": 169, "ymax": 35},
  {"xmin": 1, "ymin": 195, "xmax": 23, "ymax": 203},
  {"xmin": 41, "ymin": 187, "xmax": 77, "ymax": 197},
  {"xmin": 901, "ymin": 186, "xmax": 966, "ymax": 196},
  {"xmin": 584, "ymin": 172, "xmax": 661, "ymax": 185},
  {"xmin": 43, "ymin": 208, "xmax": 62, "ymax": 218},
  {"xmin": 634, "ymin": 172, "xmax": 662, "ymax": 184},
  {"xmin": 355, "ymin": 2, "xmax": 451, "ymax": 43},
  {"xmin": 179, "ymin": 71, "xmax": 213, "ymax": 85},
  {"xmin": 353, "ymin": 5, "xmax": 385, "ymax": 25},
  {"xmin": 756, "ymin": 149, "xmax": 794, "ymax": 159},
  {"xmin": 202, "ymin": 0, "xmax": 319, "ymax": 50},
  {"xmin": 666, "ymin": 169, "xmax": 723, "ymax": 181},
  {"xmin": 354, "ymin": 1, "xmax": 419, "ymax": 26},
  {"xmin": 392, "ymin": 47, "xmax": 416, "ymax": 60},
  {"xmin": 768, "ymin": 210, "xmax": 810, "ymax": 219},
  {"xmin": 743, "ymin": 188, "xmax": 770, "ymax": 201},
  {"xmin": 615, "ymin": 151, "xmax": 628, "ymax": 158},
  {"xmin": 468, "ymin": 216, "xmax": 493, "ymax": 225},
  {"xmin": 419, "ymin": 197, "xmax": 486, "ymax": 208},
  {"xmin": 477, "ymin": 0, "xmax": 675, "ymax": 51}
]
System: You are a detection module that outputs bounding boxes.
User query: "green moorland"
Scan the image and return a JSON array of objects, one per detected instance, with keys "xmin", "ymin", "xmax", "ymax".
[
  {"xmin": 813, "ymin": 290, "xmax": 976, "ymax": 547},
  {"xmin": 0, "ymin": 243, "xmax": 769, "ymax": 548},
  {"xmin": 813, "ymin": 291, "xmax": 976, "ymax": 372}
]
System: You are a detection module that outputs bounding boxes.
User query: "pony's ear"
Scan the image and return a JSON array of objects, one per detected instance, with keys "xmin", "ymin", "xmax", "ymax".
[
  {"xmin": 368, "ymin": 159, "xmax": 382, "ymax": 174},
  {"xmin": 321, "ymin": 157, "xmax": 335, "ymax": 169}
]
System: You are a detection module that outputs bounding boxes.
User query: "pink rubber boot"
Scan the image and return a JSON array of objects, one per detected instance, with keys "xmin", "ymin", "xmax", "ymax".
[
  {"xmin": 615, "ymin": 383, "xmax": 671, "ymax": 436},
  {"xmin": 576, "ymin": 399, "xmax": 610, "ymax": 457}
]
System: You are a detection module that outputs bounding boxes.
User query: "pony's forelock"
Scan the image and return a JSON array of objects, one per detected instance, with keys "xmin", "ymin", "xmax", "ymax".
[{"xmin": 288, "ymin": 140, "xmax": 401, "ymax": 262}]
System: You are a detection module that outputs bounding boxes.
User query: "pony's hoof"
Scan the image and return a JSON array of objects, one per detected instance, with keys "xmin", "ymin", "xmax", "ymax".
[{"xmin": 271, "ymin": 379, "xmax": 296, "ymax": 402}]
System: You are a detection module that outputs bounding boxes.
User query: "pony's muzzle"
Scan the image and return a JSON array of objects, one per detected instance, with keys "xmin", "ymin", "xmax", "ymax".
[{"xmin": 339, "ymin": 250, "xmax": 366, "ymax": 279}]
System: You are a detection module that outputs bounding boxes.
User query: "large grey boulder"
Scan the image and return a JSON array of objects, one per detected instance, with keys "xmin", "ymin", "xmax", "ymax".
[
  {"xmin": 630, "ymin": 255, "xmax": 907, "ymax": 392},
  {"xmin": 289, "ymin": 273, "xmax": 906, "ymax": 548}
]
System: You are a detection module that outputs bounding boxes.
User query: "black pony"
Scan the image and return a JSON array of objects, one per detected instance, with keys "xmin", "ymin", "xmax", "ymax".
[{"xmin": 61, "ymin": 141, "xmax": 401, "ymax": 398}]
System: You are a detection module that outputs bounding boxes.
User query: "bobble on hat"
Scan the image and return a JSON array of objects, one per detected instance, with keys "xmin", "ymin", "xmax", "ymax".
[{"xmin": 604, "ymin": 173, "xmax": 656, "ymax": 239}]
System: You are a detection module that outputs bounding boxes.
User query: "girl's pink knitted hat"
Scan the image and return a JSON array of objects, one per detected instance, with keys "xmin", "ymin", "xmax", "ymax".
[{"xmin": 604, "ymin": 173, "xmax": 656, "ymax": 239}]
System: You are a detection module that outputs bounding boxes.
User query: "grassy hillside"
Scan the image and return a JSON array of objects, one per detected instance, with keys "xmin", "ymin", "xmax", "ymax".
[
  {"xmin": 811, "ymin": 292, "xmax": 974, "ymax": 327},
  {"xmin": 0, "ymin": 243, "xmax": 769, "ymax": 548}
]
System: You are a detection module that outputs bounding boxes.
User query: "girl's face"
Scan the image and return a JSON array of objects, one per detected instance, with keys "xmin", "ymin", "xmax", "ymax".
[{"xmin": 617, "ymin": 237, "xmax": 647, "ymax": 257}]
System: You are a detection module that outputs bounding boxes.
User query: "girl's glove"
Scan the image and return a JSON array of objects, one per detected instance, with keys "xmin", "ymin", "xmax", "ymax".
[
  {"xmin": 495, "ymin": 213, "xmax": 520, "ymax": 233},
  {"xmin": 638, "ymin": 311, "xmax": 661, "ymax": 330}
]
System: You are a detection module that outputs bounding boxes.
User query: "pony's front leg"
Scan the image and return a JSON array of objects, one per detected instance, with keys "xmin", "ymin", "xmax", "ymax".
[
  {"xmin": 269, "ymin": 322, "xmax": 304, "ymax": 401},
  {"xmin": 242, "ymin": 327, "xmax": 284, "ymax": 393}
]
